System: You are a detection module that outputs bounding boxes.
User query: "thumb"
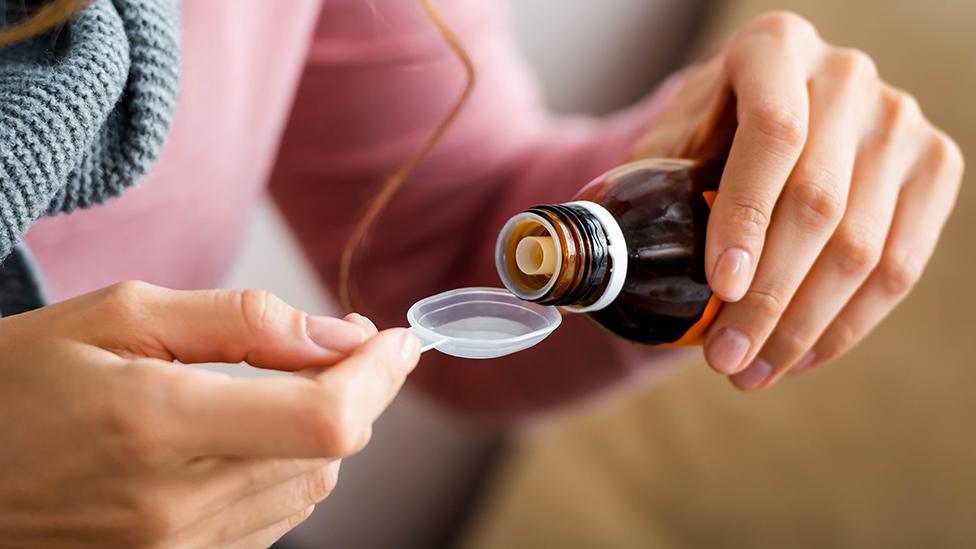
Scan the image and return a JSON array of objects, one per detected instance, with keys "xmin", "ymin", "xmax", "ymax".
[{"xmin": 68, "ymin": 281, "xmax": 374, "ymax": 369}]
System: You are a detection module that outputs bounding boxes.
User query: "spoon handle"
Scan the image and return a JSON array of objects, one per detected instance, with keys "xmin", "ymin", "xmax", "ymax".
[{"xmin": 408, "ymin": 327, "xmax": 448, "ymax": 353}]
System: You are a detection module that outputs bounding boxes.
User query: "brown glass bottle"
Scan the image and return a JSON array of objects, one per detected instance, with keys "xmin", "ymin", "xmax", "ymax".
[{"xmin": 495, "ymin": 158, "xmax": 723, "ymax": 346}]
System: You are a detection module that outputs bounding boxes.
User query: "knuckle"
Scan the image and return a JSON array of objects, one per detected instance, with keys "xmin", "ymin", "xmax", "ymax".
[
  {"xmin": 827, "ymin": 48, "xmax": 879, "ymax": 82},
  {"xmin": 788, "ymin": 175, "xmax": 846, "ymax": 228},
  {"xmin": 104, "ymin": 280, "xmax": 156, "ymax": 301},
  {"xmin": 817, "ymin": 317, "xmax": 857, "ymax": 361},
  {"xmin": 868, "ymin": 87, "xmax": 920, "ymax": 148},
  {"xmin": 724, "ymin": 39, "xmax": 749, "ymax": 72},
  {"xmin": 893, "ymin": 90, "xmax": 922, "ymax": 120},
  {"xmin": 97, "ymin": 280, "xmax": 158, "ymax": 319},
  {"xmin": 327, "ymin": 406, "xmax": 370, "ymax": 456},
  {"xmin": 769, "ymin": 328, "xmax": 811, "ymax": 364},
  {"xmin": 747, "ymin": 100, "xmax": 808, "ymax": 149},
  {"xmin": 886, "ymin": 88, "xmax": 922, "ymax": 133},
  {"xmin": 235, "ymin": 288, "xmax": 279, "ymax": 336},
  {"xmin": 876, "ymin": 252, "xmax": 922, "ymax": 296},
  {"xmin": 830, "ymin": 221, "xmax": 884, "ymax": 276},
  {"xmin": 752, "ymin": 11, "xmax": 818, "ymax": 42},
  {"xmin": 930, "ymin": 130, "xmax": 966, "ymax": 179},
  {"xmin": 307, "ymin": 392, "xmax": 370, "ymax": 456},
  {"xmin": 724, "ymin": 197, "xmax": 772, "ymax": 235},
  {"xmin": 745, "ymin": 285, "xmax": 788, "ymax": 319}
]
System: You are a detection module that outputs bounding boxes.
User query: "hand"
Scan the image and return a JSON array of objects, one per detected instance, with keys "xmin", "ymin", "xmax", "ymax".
[
  {"xmin": 0, "ymin": 281, "xmax": 420, "ymax": 548},
  {"xmin": 629, "ymin": 12, "xmax": 964, "ymax": 389}
]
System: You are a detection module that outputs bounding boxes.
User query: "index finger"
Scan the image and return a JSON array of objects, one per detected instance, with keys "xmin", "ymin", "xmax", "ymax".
[
  {"xmin": 706, "ymin": 18, "xmax": 820, "ymax": 301},
  {"xmin": 143, "ymin": 328, "xmax": 420, "ymax": 459}
]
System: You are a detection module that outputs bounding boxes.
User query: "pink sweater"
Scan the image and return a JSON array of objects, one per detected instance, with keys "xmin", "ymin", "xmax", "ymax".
[{"xmin": 25, "ymin": 0, "xmax": 680, "ymax": 420}]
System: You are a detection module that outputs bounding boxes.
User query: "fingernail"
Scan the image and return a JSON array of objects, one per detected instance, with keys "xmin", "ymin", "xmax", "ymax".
[
  {"xmin": 705, "ymin": 327, "xmax": 752, "ymax": 374},
  {"xmin": 344, "ymin": 313, "xmax": 377, "ymax": 334},
  {"xmin": 732, "ymin": 358, "xmax": 773, "ymax": 390},
  {"xmin": 712, "ymin": 247, "xmax": 751, "ymax": 301},
  {"xmin": 400, "ymin": 330, "xmax": 420, "ymax": 362},
  {"xmin": 306, "ymin": 315, "xmax": 367, "ymax": 352},
  {"xmin": 791, "ymin": 351, "xmax": 817, "ymax": 374}
]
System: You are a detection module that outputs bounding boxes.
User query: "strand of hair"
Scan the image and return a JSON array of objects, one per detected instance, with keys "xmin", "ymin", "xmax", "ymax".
[{"xmin": 337, "ymin": 0, "xmax": 476, "ymax": 314}]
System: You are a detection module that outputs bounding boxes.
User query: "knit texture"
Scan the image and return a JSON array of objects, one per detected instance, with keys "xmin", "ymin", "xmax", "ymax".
[{"xmin": 0, "ymin": 0, "xmax": 179, "ymax": 262}]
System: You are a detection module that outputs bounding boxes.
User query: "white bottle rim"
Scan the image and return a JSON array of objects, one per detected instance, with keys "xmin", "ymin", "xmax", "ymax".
[{"xmin": 563, "ymin": 200, "xmax": 628, "ymax": 313}]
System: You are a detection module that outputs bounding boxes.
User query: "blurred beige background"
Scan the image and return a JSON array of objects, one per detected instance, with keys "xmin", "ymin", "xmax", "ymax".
[{"xmin": 459, "ymin": 1, "xmax": 976, "ymax": 548}]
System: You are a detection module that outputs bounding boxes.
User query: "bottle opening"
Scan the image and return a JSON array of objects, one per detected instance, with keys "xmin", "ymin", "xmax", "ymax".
[
  {"xmin": 496, "ymin": 201, "xmax": 627, "ymax": 311},
  {"xmin": 495, "ymin": 213, "xmax": 563, "ymax": 300},
  {"xmin": 515, "ymin": 236, "xmax": 556, "ymax": 276}
]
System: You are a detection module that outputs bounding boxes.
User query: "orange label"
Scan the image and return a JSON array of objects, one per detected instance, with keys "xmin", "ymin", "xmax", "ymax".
[
  {"xmin": 660, "ymin": 294, "xmax": 723, "ymax": 347},
  {"xmin": 702, "ymin": 190, "xmax": 717, "ymax": 208}
]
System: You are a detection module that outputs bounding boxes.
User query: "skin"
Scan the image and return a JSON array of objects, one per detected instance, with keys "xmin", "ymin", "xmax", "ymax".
[
  {"xmin": 628, "ymin": 12, "xmax": 964, "ymax": 390},
  {"xmin": 0, "ymin": 281, "xmax": 420, "ymax": 548}
]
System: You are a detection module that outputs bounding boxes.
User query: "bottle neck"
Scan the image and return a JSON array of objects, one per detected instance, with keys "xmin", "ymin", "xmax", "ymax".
[{"xmin": 496, "ymin": 201, "xmax": 627, "ymax": 310}]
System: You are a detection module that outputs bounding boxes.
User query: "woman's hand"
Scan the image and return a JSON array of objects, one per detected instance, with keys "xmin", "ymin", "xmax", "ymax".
[
  {"xmin": 0, "ymin": 281, "xmax": 420, "ymax": 548},
  {"xmin": 629, "ymin": 11, "xmax": 964, "ymax": 390}
]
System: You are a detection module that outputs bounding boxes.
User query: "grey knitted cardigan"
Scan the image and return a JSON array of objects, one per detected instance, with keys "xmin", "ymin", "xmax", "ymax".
[{"xmin": 0, "ymin": 0, "xmax": 178, "ymax": 316}]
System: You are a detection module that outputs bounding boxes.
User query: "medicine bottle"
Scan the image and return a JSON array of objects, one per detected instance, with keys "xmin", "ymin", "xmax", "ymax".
[{"xmin": 495, "ymin": 159, "xmax": 723, "ymax": 346}]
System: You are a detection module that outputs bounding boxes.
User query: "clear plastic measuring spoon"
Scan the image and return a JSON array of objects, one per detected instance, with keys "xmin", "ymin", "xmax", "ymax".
[{"xmin": 407, "ymin": 287, "xmax": 562, "ymax": 359}]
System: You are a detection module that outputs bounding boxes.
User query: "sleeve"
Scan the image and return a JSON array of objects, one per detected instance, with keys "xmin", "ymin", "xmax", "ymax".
[
  {"xmin": 0, "ymin": 0, "xmax": 178, "ymax": 262},
  {"xmin": 268, "ymin": 0, "xmax": 688, "ymax": 422}
]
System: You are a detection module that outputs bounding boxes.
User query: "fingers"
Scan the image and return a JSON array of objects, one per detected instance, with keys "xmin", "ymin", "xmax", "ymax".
[
  {"xmin": 111, "ymin": 457, "xmax": 328, "ymax": 548},
  {"xmin": 181, "ymin": 463, "xmax": 338, "ymax": 548},
  {"xmin": 74, "ymin": 283, "xmax": 375, "ymax": 370},
  {"xmin": 185, "ymin": 457, "xmax": 332, "ymax": 522},
  {"xmin": 623, "ymin": 11, "xmax": 960, "ymax": 387},
  {"xmin": 155, "ymin": 328, "xmax": 420, "ymax": 458},
  {"xmin": 798, "ymin": 130, "xmax": 963, "ymax": 373},
  {"xmin": 222, "ymin": 506, "xmax": 315, "ymax": 549},
  {"xmin": 705, "ymin": 14, "xmax": 820, "ymax": 302},
  {"xmin": 705, "ymin": 47, "xmax": 867, "ymax": 377},
  {"xmin": 744, "ymin": 85, "xmax": 919, "ymax": 385}
]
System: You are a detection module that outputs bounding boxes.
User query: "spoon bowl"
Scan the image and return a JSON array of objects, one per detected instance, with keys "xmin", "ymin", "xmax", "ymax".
[{"xmin": 407, "ymin": 287, "xmax": 561, "ymax": 359}]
